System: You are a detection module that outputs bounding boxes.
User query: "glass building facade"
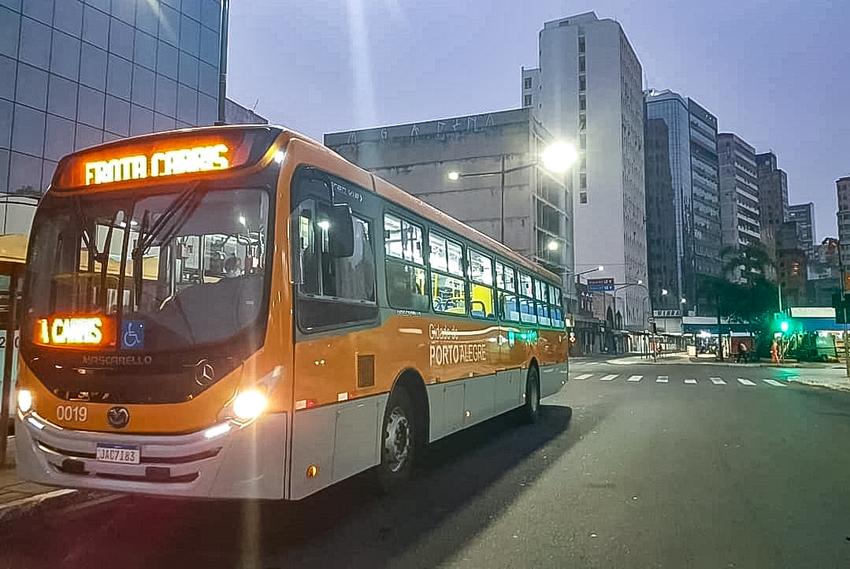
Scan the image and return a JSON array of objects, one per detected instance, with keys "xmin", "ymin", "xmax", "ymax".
[
  {"xmin": 0, "ymin": 0, "xmax": 223, "ymax": 206},
  {"xmin": 644, "ymin": 91, "xmax": 693, "ymax": 311},
  {"xmin": 645, "ymin": 90, "xmax": 722, "ymax": 315}
]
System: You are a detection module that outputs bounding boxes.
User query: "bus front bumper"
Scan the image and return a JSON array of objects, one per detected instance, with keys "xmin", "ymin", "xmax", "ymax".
[{"xmin": 14, "ymin": 412, "xmax": 287, "ymax": 500}]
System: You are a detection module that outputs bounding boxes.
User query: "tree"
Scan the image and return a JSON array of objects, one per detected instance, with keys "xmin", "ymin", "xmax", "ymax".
[{"xmin": 720, "ymin": 243, "xmax": 774, "ymax": 287}]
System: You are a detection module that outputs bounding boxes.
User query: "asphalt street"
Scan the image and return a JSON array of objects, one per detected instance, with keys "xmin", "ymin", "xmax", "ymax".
[{"xmin": 2, "ymin": 361, "xmax": 849, "ymax": 569}]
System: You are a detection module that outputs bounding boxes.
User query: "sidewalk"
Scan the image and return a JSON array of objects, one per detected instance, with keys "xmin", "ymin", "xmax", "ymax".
[
  {"xmin": 0, "ymin": 436, "xmax": 116, "ymax": 526},
  {"xmin": 774, "ymin": 367, "xmax": 850, "ymax": 392}
]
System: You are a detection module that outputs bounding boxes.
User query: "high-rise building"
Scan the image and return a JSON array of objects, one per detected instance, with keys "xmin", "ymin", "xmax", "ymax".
[
  {"xmin": 528, "ymin": 12, "xmax": 647, "ymax": 328},
  {"xmin": 324, "ymin": 108, "xmax": 574, "ymax": 302},
  {"xmin": 837, "ymin": 176, "xmax": 850, "ymax": 267},
  {"xmin": 756, "ymin": 151, "xmax": 789, "ymax": 252},
  {"xmin": 687, "ymin": 99, "xmax": 722, "ymax": 277},
  {"xmin": 644, "ymin": 89, "xmax": 721, "ymax": 314},
  {"xmin": 718, "ymin": 133, "xmax": 761, "ymax": 255},
  {"xmin": 788, "ymin": 202, "xmax": 816, "ymax": 260},
  {"xmin": 0, "ymin": 0, "xmax": 227, "ymax": 234}
]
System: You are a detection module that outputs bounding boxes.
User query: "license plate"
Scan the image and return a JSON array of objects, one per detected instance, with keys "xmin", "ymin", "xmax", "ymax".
[{"xmin": 96, "ymin": 444, "xmax": 140, "ymax": 465}]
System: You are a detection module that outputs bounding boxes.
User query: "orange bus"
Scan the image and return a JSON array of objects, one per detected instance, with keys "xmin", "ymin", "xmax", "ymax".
[{"xmin": 14, "ymin": 125, "xmax": 568, "ymax": 500}]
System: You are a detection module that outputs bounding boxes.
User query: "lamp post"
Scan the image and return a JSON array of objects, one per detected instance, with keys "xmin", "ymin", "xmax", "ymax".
[
  {"xmin": 217, "ymin": 0, "xmax": 230, "ymax": 124},
  {"xmin": 447, "ymin": 141, "xmax": 577, "ymax": 244}
]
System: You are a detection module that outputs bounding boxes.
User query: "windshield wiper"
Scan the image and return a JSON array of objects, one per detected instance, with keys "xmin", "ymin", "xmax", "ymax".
[{"xmin": 134, "ymin": 182, "xmax": 201, "ymax": 256}]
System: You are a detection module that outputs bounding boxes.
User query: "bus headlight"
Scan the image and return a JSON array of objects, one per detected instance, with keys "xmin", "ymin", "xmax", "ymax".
[
  {"xmin": 17, "ymin": 389, "xmax": 33, "ymax": 414},
  {"xmin": 232, "ymin": 389, "xmax": 267, "ymax": 422}
]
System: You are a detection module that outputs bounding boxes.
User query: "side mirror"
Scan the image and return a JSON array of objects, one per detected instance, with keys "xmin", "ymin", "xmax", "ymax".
[{"xmin": 325, "ymin": 204, "xmax": 354, "ymax": 258}]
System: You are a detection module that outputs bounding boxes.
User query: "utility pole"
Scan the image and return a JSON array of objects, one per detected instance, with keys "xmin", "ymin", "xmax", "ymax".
[
  {"xmin": 216, "ymin": 0, "xmax": 230, "ymax": 124},
  {"xmin": 839, "ymin": 241, "xmax": 850, "ymax": 378},
  {"xmin": 499, "ymin": 154, "xmax": 506, "ymax": 244}
]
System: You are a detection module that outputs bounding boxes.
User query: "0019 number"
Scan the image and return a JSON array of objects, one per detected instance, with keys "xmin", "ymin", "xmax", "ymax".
[{"xmin": 56, "ymin": 405, "xmax": 88, "ymax": 423}]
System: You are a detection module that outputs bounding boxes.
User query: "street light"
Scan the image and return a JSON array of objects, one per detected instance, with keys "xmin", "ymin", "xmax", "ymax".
[
  {"xmin": 546, "ymin": 240, "xmax": 559, "ymax": 252},
  {"xmin": 446, "ymin": 141, "xmax": 577, "ymax": 243},
  {"xmin": 661, "ymin": 289, "xmax": 669, "ymax": 296},
  {"xmin": 681, "ymin": 297, "xmax": 687, "ymax": 304},
  {"xmin": 541, "ymin": 141, "xmax": 579, "ymax": 173}
]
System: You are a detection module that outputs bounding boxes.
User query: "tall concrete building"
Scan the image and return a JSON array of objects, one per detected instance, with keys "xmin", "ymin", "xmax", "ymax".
[
  {"xmin": 718, "ymin": 133, "xmax": 761, "ymax": 255},
  {"xmin": 788, "ymin": 202, "xmax": 816, "ymax": 260},
  {"xmin": 0, "ymin": 0, "xmax": 227, "ymax": 234},
  {"xmin": 325, "ymin": 108, "xmax": 574, "ymax": 303},
  {"xmin": 756, "ymin": 151, "xmax": 789, "ymax": 252},
  {"xmin": 525, "ymin": 12, "xmax": 647, "ymax": 328},
  {"xmin": 837, "ymin": 176, "xmax": 850, "ymax": 267},
  {"xmin": 644, "ymin": 89, "xmax": 721, "ymax": 315}
]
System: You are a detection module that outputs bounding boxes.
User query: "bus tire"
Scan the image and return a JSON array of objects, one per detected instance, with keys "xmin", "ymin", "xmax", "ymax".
[
  {"xmin": 376, "ymin": 387, "xmax": 416, "ymax": 493},
  {"xmin": 521, "ymin": 366, "xmax": 541, "ymax": 424}
]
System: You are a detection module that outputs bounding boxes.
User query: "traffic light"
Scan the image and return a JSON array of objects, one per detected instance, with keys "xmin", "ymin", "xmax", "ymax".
[{"xmin": 773, "ymin": 312, "xmax": 792, "ymax": 335}]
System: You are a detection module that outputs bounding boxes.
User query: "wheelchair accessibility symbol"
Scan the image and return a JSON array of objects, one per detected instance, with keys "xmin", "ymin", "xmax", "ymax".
[{"xmin": 121, "ymin": 320, "xmax": 145, "ymax": 350}]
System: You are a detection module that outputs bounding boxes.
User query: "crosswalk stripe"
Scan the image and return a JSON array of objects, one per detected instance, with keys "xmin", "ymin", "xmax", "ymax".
[
  {"xmin": 656, "ymin": 375, "xmax": 668, "ymax": 383},
  {"xmin": 684, "ymin": 378, "xmax": 697, "ymax": 384},
  {"xmin": 737, "ymin": 378, "xmax": 756, "ymax": 386},
  {"xmin": 763, "ymin": 379, "xmax": 787, "ymax": 387},
  {"xmin": 710, "ymin": 377, "xmax": 726, "ymax": 385},
  {"xmin": 627, "ymin": 375, "xmax": 643, "ymax": 382},
  {"xmin": 575, "ymin": 373, "xmax": 592, "ymax": 380},
  {"xmin": 599, "ymin": 374, "xmax": 618, "ymax": 381}
]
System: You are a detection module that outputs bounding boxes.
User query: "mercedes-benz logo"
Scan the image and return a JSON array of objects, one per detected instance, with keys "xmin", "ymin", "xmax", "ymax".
[
  {"xmin": 194, "ymin": 359, "xmax": 215, "ymax": 386},
  {"xmin": 107, "ymin": 406, "xmax": 130, "ymax": 429}
]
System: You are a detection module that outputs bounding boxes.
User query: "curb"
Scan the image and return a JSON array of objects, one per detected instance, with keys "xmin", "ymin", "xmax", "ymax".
[
  {"xmin": 793, "ymin": 380, "xmax": 850, "ymax": 393},
  {"xmin": 0, "ymin": 488, "xmax": 123, "ymax": 528}
]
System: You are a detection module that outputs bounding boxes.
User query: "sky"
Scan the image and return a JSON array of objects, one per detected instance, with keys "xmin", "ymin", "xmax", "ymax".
[{"xmin": 227, "ymin": 0, "xmax": 850, "ymax": 240}]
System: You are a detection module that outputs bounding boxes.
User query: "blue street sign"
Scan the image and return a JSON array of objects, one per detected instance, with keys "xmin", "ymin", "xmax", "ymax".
[{"xmin": 587, "ymin": 277, "xmax": 614, "ymax": 292}]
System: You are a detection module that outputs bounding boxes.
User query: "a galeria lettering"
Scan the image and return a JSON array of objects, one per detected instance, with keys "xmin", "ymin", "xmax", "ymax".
[{"xmin": 84, "ymin": 144, "xmax": 230, "ymax": 186}]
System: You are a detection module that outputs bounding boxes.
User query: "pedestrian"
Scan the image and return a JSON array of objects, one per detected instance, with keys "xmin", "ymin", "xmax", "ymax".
[{"xmin": 737, "ymin": 342, "xmax": 748, "ymax": 363}]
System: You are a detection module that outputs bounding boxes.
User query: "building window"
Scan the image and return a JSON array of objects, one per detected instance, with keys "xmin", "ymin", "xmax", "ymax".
[
  {"xmin": 579, "ymin": 55, "xmax": 586, "ymax": 73},
  {"xmin": 580, "ymin": 173, "xmax": 587, "ymax": 189},
  {"xmin": 578, "ymin": 36, "xmax": 585, "ymax": 53},
  {"xmin": 578, "ymin": 114, "xmax": 586, "ymax": 132},
  {"xmin": 523, "ymin": 94, "xmax": 532, "ymax": 107},
  {"xmin": 579, "ymin": 94, "xmax": 586, "ymax": 111},
  {"xmin": 579, "ymin": 75, "xmax": 586, "ymax": 92},
  {"xmin": 579, "ymin": 134, "xmax": 586, "ymax": 149},
  {"xmin": 523, "ymin": 77, "xmax": 532, "ymax": 89},
  {"xmin": 580, "ymin": 192, "xmax": 588, "ymax": 204}
]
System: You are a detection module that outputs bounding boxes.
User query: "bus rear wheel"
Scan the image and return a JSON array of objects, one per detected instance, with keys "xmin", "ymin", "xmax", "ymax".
[
  {"xmin": 521, "ymin": 366, "xmax": 541, "ymax": 423},
  {"xmin": 376, "ymin": 388, "xmax": 416, "ymax": 492}
]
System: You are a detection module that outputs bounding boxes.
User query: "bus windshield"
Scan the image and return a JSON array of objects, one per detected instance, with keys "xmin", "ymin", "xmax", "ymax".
[{"xmin": 24, "ymin": 186, "xmax": 271, "ymax": 354}]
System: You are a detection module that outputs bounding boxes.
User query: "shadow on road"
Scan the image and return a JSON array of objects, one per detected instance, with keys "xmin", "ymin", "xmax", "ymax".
[{"xmin": 1, "ymin": 404, "xmax": 594, "ymax": 568}]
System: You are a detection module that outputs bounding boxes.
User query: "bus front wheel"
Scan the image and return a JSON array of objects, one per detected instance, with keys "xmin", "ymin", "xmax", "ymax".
[
  {"xmin": 522, "ymin": 366, "xmax": 541, "ymax": 423},
  {"xmin": 376, "ymin": 388, "xmax": 416, "ymax": 492}
]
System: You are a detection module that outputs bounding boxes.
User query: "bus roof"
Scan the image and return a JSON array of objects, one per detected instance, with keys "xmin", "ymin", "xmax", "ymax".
[{"xmin": 279, "ymin": 128, "xmax": 563, "ymax": 284}]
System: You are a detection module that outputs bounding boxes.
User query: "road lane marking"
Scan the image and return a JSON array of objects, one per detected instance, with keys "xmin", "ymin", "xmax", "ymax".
[
  {"xmin": 763, "ymin": 379, "xmax": 786, "ymax": 387},
  {"xmin": 684, "ymin": 378, "xmax": 697, "ymax": 384},
  {"xmin": 599, "ymin": 374, "xmax": 618, "ymax": 381},
  {"xmin": 710, "ymin": 377, "xmax": 726, "ymax": 385},
  {"xmin": 737, "ymin": 378, "xmax": 756, "ymax": 386},
  {"xmin": 575, "ymin": 373, "xmax": 592, "ymax": 380},
  {"xmin": 627, "ymin": 375, "xmax": 643, "ymax": 382},
  {"xmin": 656, "ymin": 375, "xmax": 668, "ymax": 383}
]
